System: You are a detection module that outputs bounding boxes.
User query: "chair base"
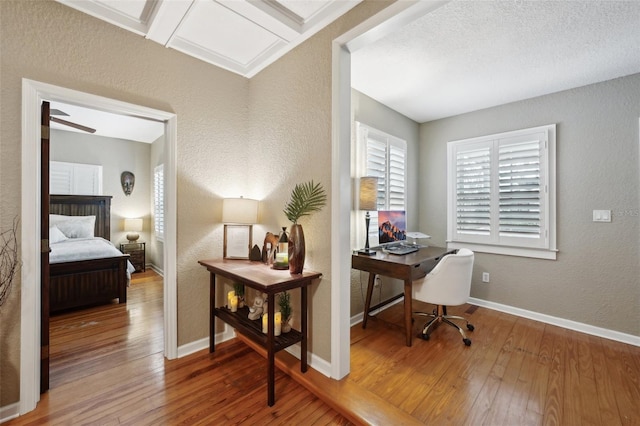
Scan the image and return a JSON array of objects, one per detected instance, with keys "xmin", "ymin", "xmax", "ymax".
[{"xmin": 413, "ymin": 305, "xmax": 474, "ymax": 346}]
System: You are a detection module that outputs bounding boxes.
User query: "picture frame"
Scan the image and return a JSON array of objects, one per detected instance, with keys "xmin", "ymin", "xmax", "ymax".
[{"xmin": 224, "ymin": 224, "xmax": 252, "ymax": 259}]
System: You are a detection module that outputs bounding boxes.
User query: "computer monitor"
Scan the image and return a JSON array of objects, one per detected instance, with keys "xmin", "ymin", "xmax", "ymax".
[{"xmin": 377, "ymin": 210, "xmax": 407, "ymax": 244}]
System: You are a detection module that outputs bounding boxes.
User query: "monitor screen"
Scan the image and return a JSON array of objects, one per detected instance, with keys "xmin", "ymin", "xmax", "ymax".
[{"xmin": 377, "ymin": 210, "xmax": 407, "ymax": 244}]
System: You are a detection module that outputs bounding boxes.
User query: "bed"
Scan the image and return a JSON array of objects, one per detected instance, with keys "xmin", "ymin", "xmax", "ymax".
[{"xmin": 49, "ymin": 194, "xmax": 134, "ymax": 313}]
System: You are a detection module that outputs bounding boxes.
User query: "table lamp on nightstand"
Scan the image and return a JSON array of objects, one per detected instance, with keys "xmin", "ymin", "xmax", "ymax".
[
  {"xmin": 124, "ymin": 218, "xmax": 143, "ymax": 243},
  {"xmin": 357, "ymin": 176, "xmax": 378, "ymax": 256}
]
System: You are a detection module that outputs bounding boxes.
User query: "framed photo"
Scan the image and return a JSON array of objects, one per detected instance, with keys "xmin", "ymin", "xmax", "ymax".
[{"xmin": 224, "ymin": 225, "xmax": 252, "ymax": 259}]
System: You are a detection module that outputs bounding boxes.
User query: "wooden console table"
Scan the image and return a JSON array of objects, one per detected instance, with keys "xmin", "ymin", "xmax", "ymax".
[
  {"xmin": 352, "ymin": 246, "xmax": 452, "ymax": 347},
  {"xmin": 198, "ymin": 259, "xmax": 321, "ymax": 406}
]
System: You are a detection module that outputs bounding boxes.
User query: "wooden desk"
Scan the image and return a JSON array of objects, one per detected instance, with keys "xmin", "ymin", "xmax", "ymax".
[
  {"xmin": 352, "ymin": 246, "xmax": 451, "ymax": 347},
  {"xmin": 198, "ymin": 259, "xmax": 321, "ymax": 406}
]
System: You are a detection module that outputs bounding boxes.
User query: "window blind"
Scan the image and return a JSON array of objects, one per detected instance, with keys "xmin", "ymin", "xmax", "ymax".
[{"xmin": 154, "ymin": 164, "xmax": 164, "ymax": 241}]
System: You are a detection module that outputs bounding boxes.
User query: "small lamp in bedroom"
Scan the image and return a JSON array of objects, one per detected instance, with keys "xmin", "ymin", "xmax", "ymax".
[
  {"xmin": 124, "ymin": 218, "xmax": 143, "ymax": 243},
  {"xmin": 358, "ymin": 176, "xmax": 378, "ymax": 256}
]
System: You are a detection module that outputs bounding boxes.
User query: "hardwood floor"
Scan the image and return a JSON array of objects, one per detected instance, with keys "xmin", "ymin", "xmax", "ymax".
[
  {"xmin": 7, "ymin": 270, "xmax": 350, "ymax": 426},
  {"xmin": 7, "ymin": 270, "xmax": 640, "ymax": 425}
]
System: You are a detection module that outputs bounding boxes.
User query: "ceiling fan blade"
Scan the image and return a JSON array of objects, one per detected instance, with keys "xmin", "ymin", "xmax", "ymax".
[
  {"xmin": 50, "ymin": 109, "xmax": 70, "ymax": 117},
  {"xmin": 50, "ymin": 116, "xmax": 96, "ymax": 134}
]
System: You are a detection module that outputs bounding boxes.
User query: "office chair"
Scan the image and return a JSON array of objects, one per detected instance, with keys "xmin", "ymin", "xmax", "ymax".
[{"xmin": 412, "ymin": 248, "xmax": 475, "ymax": 346}]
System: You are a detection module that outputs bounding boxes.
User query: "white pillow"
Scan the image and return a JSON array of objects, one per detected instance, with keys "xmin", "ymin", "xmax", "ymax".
[
  {"xmin": 50, "ymin": 214, "xmax": 96, "ymax": 238},
  {"xmin": 49, "ymin": 225, "xmax": 68, "ymax": 244}
]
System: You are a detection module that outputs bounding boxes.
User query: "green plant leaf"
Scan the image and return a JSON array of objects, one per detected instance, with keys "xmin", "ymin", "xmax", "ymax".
[{"xmin": 283, "ymin": 180, "xmax": 327, "ymax": 224}]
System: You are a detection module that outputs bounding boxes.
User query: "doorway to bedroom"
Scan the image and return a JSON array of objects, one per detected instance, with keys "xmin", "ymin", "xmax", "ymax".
[
  {"xmin": 21, "ymin": 79, "xmax": 178, "ymax": 413},
  {"xmin": 46, "ymin": 100, "xmax": 168, "ymax": 390}
]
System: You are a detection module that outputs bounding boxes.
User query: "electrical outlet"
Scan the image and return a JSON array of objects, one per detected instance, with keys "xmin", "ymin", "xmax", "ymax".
[{"xmin": 482, "ymin": 272, "xmax": 490, "ymax": 283}]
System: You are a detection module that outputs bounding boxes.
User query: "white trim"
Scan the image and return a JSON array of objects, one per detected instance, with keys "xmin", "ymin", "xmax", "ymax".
[
  {"xmin": 20, "ymin": 79, "xmax": 178, "ymax": 415},
  {"xmin": 469, "ymin": 297, "xmax": 640, "ymax": 347},
  {"xmin": 331, "ymin": 0, "xmax": 448, "ymax": 381}
]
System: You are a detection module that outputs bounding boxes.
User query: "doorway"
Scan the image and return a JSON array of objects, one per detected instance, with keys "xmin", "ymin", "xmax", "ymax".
[{"xmin": 20, "ymin": 79, "xmax": 177, "ymax": 414}]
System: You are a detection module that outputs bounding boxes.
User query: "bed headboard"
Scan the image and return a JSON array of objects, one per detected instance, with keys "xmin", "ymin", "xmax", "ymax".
[{"xmin": 50, "ymin": 195, "xmax": 113, "ymax": 240}]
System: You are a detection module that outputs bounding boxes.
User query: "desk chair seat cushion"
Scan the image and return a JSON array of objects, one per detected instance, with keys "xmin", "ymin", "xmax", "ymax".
[{"xmin": 412, "ymin": 248, "xmax": 474, "ymax": 307}]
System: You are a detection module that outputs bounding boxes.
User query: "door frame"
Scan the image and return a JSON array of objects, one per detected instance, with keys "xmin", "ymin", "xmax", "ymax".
[{"xmin": 20, "ymin": 79, "xmax": 178, "ymax": 414}]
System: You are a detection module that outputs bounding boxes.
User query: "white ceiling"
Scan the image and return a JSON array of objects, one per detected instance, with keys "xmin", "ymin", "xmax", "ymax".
[
  {"xmin": 52, "ymin": 0, "xmax": 640, "ymax": 141},
  {"xmin": 49, "ymin": 101, "xmax": 165, "ymax": 143},
  {"xmin": 56, "ymin": 0, "xmax": 361, "ymax": 78},
  {"xmin": 351, "ymin": 0, "xmax": 640, "ymax": 123}
]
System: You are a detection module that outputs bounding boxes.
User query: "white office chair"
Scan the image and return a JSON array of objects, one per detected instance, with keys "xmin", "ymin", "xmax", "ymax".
[{"xmin": 412, "ymin": 248, "xmax": 475, "ymax": 346}]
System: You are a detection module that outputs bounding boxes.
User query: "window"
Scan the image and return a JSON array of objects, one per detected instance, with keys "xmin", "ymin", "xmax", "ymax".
[
  {"xmin": 154, "ymin": 164, "xmax": 164, "ymax": 242},
  {"xmin": 447, "ymin": 124, "xmax": 556, "ymax": 259},
  {"xmin": 50, "ymin": 161, "xmax": 102, "ymax": 195},
  {"xmin": 356, "ymin": 122, "xmax": 407, "ymax": 245}
]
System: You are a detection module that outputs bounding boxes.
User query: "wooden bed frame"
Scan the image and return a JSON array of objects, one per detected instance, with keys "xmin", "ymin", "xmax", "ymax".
[{"xmin": 49, "ymin": 194, "xmax": 129, "ymax": 313}]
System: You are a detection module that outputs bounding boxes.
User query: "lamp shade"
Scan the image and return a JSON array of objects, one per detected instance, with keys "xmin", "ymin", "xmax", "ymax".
[
  {"xmin": 124, "ymin": 218, "xmax": 143, "ymax": 232},
  {"xmin": 359, "ymin": 177, "xmax": 378, "ymax": 211},
  {"xmin": 222, "ymin": 197, "xmax": 259, "ymax": 224}
]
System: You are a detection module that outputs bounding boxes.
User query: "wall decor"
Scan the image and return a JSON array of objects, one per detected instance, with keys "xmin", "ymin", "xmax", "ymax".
[{"xmin": 121, "ymin": 171, "xmax": 135, "ymax": 196}]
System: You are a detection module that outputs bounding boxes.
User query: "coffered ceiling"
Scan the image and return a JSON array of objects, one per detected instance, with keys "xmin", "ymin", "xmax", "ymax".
[{"xmin": 57, "ymin": 0, "xmax": 361, "ymax": 78}]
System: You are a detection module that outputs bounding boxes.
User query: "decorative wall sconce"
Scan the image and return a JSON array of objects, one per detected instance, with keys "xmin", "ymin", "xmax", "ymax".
[{"xmin": 121, "ymin": 171, "xmax": 135, "ymax": 196}]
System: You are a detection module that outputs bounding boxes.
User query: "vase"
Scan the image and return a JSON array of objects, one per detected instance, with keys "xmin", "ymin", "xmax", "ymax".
[
  {"xmin": 288, "ymin": 224, "xmax": 305, "ymax": 274},
  {"xmin": 282, "ymin": 317, "xmax": 292, "ymax": 333}
]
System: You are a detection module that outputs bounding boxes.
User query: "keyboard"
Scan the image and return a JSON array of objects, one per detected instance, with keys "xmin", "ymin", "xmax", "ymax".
[{"xmin": 385, "ymin": 244, "xmax": 420, "ymax": 255}]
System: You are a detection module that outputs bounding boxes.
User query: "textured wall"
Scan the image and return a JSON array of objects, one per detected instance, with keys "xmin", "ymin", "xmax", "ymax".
[
  {"xmin": 420, "ymin": 74, "xmax": 640, "ymax": 336},
  {"xmin": 0, "ymin": 0, "xmax": 249, "ymax": 406},
  {"xmin": 0, "ymin": 0, "xmax": 394, "ymax": 407}
]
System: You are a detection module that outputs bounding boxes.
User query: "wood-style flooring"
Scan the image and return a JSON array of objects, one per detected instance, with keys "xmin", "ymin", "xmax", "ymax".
[
  {"xmin": 7, "ymin": 270, "xmax": 350, "ymax": 425},
  {"xmin": 7, "ymin": 269, "xmax": 640, "ymax": 425}
]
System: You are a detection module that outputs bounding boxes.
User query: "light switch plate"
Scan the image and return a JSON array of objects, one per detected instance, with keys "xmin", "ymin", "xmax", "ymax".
[{"xmin": 593, "ymin": 210, "xmax": 611, "ymax": 222}]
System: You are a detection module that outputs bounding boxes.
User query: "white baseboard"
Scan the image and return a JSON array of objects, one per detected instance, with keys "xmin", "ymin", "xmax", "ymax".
[
  {"xmin": 468, "ymin": 297, "xmax": 640, "ymax": 347},
  {"xmin": 148, "ymin": 264, "xmax": 163, "ymax": 276},
  {"xmin": 0, "ymin": 402, "xmax": 20, "ymax": 424},
  {"xmin": 348, "ymin": 296, "xmax": 639, "ymax": 347},
  {"xmin": 176, "ymin": 326, "xmax": 332, "ymax": 377}
]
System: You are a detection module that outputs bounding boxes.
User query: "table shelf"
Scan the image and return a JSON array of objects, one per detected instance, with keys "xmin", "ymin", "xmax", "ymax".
[{"xmin": 214, "ymin": 306, "xmax": 302, "ymax": 352}]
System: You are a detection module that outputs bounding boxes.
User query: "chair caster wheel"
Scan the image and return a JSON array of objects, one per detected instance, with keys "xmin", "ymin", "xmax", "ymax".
[
  {"xmin": 420, "ymin": 333, "xmax": 430, "ymax": 341},
  {"xmin": 467, "ymin": 324, "xmax": 475, "ymax": 332},
  {"xmin": 463, "ymin": 338, "xmax": 472, "ymax": 346}
]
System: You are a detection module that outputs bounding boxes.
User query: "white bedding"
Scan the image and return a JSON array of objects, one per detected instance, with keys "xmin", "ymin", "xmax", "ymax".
[{"xmin": 50, "ymin": 237, "xmax": 136, "ymax": 279}]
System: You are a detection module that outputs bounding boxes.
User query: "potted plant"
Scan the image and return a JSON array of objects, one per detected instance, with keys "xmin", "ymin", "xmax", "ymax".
[
  {"xmin": 283, "ymin": 180, "xmax": 327, "ymax": 274},
  {"xmin": 278, "ymin": 291, "xmax": 292, "ymax": 333},
  {"xmin": 233, "ymin": 282, "xmax": 245, "ymax": 308}
]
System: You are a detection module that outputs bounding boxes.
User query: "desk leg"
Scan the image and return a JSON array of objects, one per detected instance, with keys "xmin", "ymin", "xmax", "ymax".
[
  {"xmin": 404, "ymin": 279, "xmax": 413, "ymax": 347},
  {"xmin": 267, "ymin": 292, "xmax": 275, "ymax": 406},
  {"xmin": 301, "ymin": 284, "xmax": 308, "ymax": 373},
  {"xmin": 210, "ymin": 273, "xmax": 216, "ymax": 353},
  {"xmin": 362, "ymin": 272, "xmax": 376, "ymax": 329}
]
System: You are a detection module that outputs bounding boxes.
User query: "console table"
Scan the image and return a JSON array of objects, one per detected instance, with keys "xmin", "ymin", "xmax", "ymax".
[
  {"xmin": 198, "ymin": 259, "xmax": 321, "ymax": 406},
  {"xmin": 352, "ymin": 246, "xmax": 452, "ymax": 347}
]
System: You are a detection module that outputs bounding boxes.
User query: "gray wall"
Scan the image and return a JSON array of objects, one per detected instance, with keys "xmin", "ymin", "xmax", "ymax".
[
  {"xmin": 419, "ymin": 73, "xmax": 640, "ymax": 336},
  {"xmin": 350, "ymin": 89, "xmax": 420, "ymax": 316},
  {"xmin": 51, "ymin": 129, "xmax": 152, "ymax": 249}
]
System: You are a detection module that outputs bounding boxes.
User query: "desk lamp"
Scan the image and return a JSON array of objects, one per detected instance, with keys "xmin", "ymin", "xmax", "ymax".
[
  {"xmin": 124, "ymin": 218, "xmax": 143, "ymax": 243},
  {"xmin": 357, "ymin": 176, "xmax": 378, "ymax": 256},
  {"xmin": 222, "ymin": 197, "xmax": 259, "ymax": 259}
]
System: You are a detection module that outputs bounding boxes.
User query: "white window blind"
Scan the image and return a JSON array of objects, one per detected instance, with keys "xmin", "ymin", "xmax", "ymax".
[
  {"xmin": 50, "ymin": 161, "xmax": 102, "ymax": 195},
  {"xmin": 154, "ymin": 164, "xmax": 164, "ymax": 242},
  {"xmin": 448, "ymin": 124, "xmax": 556, "ymax": 259},
  {"xmin": 357, "ymin": 122, "xmax": 407, "ymax": 245}
]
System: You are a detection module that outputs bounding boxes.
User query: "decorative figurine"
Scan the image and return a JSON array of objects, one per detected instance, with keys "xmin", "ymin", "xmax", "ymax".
[{"xmin": 248, "ymin": 295, "xmax": 265, "ymax": 320}]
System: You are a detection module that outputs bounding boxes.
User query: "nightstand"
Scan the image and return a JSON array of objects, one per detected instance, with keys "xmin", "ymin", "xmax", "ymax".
[{"xmin": 120, "ymin": 242, "xmax": 145, "ymax": 272}]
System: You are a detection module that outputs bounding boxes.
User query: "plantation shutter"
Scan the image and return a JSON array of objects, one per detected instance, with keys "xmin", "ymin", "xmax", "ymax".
[
  {"xmin": 154, "ymin": 164, "xmax": 164, "ymax": 241},
  {"xmin": 50, "ymin": 161, "xmax": 102, "ymax": 195},
  {"xmin": 388, "ymin": 143, "xmax": 406, "ymax": 210},
  {"xmin": 455, "ymin": 145, "xmax": 491, "ymax": 237},
  {"xmin": 498, "ymin": 139, "xmax": 542, "ymax": 239}
]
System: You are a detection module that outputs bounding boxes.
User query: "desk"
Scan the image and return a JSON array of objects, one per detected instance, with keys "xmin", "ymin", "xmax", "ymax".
[
  {"xmin": 198, "ymin": 259, "xmax": 321, "ymax": 406},
  {"xmin": 352, "ymin": 246, "xmax": 451, "ymax": 346}
]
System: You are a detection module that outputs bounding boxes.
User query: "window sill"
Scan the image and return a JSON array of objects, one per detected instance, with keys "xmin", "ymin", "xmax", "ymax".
[{"xmin": 447, "ymin": 241, "xmax": 557, "ymax": 260}]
